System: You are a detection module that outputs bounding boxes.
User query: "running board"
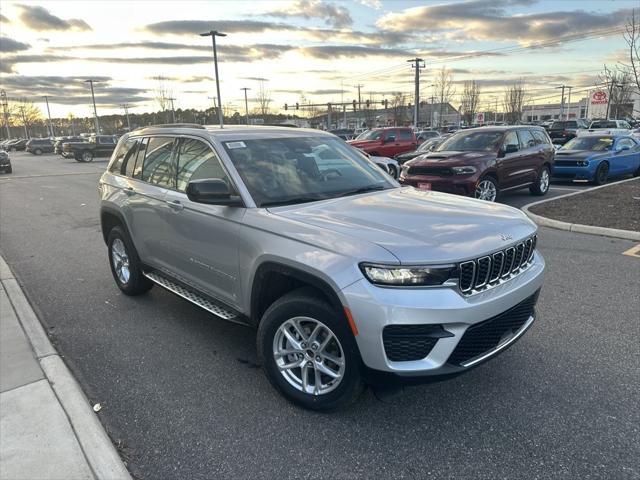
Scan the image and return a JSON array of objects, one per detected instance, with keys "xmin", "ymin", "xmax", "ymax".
[{"xmin": 144, "ymin": 271, "xmax": 241, "ymax": 322}]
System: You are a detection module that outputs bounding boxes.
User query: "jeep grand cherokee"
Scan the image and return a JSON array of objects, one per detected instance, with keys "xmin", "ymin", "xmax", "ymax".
[{"xmin": 99, "ymin": 125, "xmax": 545, "ymax": 411}]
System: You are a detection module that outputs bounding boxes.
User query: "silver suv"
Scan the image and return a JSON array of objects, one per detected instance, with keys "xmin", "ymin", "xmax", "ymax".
[{"xmin": 99, "ymin": 125, "xmax": 545, "ymax": 411}]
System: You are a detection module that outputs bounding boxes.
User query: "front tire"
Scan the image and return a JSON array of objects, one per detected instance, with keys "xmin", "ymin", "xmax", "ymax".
[
  {"xmin": 107, "ymin": 226, "xmax": 153, "ymax": 296},
  {"xmin": 530, "ymin": 165, "xmax": 550, "ymax": 196},
  {"xmin": 592, "ymin": 162, "xmax": 609, "ymax": 185},
  {"xmin": 474, "ymin": 176, "xmax": 499, "ymax": 202},
  {"xmin": 257, "ymin": 289, "xmax": 365, "ymax": 411}
]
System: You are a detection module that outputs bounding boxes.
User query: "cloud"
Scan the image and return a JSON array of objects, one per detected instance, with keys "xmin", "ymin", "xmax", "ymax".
[
  {"xmin": 356, "ymin": 0, "xmax": 382, "ymax": 10},
  {"xmin": 300, "ymin": 45, "xmax": 410, "ymax": 59},
  {"xmin": 263, "ymin": 0, "xmax": 353, "ymax": 28},
  {"xmin": 309, "ymin": 89, "xmax": 346, "ymax": 95},
  {"xmin": 0, "ymin": 14, "xmax": 9, "ymax": 23},
  {"xmin": 0, "ymin": 37, "xmax": 30, "ymax": 52},
  {"xmin": 17, "ymin": 4, "xmax": 91, "ymax": 31},
  {"xmin": 376, "ymin": 0, "xmax": 628, "ymax": 44},
  {"xmin": 0, "ymin": 75, "xmax": 150, "ymax": 106}
]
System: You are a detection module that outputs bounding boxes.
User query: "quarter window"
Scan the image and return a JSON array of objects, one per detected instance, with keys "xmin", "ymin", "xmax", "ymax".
[
  {"xmin": 141, "ymin": 137, "xmax": 175, "ymax": 188},
  {"xmin": 175, "ymin": 138, "xmax": 228, "ymax": 192},
  {"xmin": 617, "ymin": 138, "xmax": 635, "ymax": 149},
  {"xmin": 111, "ymin": 138, "xmax": 138, "ymax": 175}
]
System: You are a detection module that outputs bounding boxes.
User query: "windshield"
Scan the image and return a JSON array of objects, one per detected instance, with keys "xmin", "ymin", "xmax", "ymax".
[
  {"xmin": 222, "ymin": 136, "xmax": 395, "ymax": 207},
  {"xmin": 356, "ymin": 129, "xmax": 383, "ymax": 141},
  {"xmin": 417, "ymin": 137, "xmax": 441, "ymax": 152},
  {"xmin": 563, "ymin": 136, "xmax": 613, "ymax": 151},
  {"xmin": 589, "ymin": 121, "xmax": 617, "ymax": 129},
  {"xmin": 436, "ymin": 130, "xmax": 503, "ymax": 152}
]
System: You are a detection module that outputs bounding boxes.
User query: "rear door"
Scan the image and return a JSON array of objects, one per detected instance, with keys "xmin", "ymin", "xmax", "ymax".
[
  {"xmin": 162, "ymin": 137, "xmax": 243, "ymax": 307},
  {"xmin": 397, "ymin": 128, "xmax": 417, "ymax": 154}
]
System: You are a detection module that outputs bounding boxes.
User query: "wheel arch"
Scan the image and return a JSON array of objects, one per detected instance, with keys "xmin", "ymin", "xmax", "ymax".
[{"xmin": 100, "ymin": 206, "xmax": 130, "ymax": 244}]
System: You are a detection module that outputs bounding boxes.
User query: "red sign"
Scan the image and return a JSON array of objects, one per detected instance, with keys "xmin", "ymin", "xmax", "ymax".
[
  {"xmin": 475, "ymin": 112, "xmax": 485, "ymax": 124},
  {"xmin": 591, "ymin": 91, "xmax": 608, "ymax": 105}
]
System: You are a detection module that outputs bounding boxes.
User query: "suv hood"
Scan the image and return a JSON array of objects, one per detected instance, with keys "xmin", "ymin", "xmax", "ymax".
[
  {"xmin": 348, "ymin": 139, "xmax": 380, "ymax": 148},
  {"xmin": 270, "ymin": 187, "xmax": 536, "ymax": 264},
  {"xmin": 408, "ymin": 151, "xmax": 494, "ymax": 166}
]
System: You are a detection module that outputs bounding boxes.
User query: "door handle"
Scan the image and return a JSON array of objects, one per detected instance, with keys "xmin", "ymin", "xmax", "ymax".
[
  {"xmin": 168, "ymin": 200, "xmax": 184, "ymax": 211},
  {"xmin": 124, "ymin": 187, "xmax": 135, "ymax": 196}
]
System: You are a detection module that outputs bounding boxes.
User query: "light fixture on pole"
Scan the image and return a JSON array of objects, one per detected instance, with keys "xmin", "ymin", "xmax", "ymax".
[
  {"xmin": 200, "ymin": 30, "xmax": 226, "ymax": 128},
  {"xmin": 240, "ymin": 87, "xmax": 251, "ymax": 125},
  {"xmin": 84, "ymin": 79, "xmax": 100, "ymax": 134}
]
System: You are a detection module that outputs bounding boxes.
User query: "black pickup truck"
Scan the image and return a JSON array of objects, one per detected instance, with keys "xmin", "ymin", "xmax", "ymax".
[{"xmin": 63, "ymin": 135, "xmax": 118, "ymax": 162}]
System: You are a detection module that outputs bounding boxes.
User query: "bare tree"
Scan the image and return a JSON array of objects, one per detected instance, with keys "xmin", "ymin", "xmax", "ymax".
[
  {"xmin": 597, "ymin": 65, "xmax": 634, "ymax": 118},
  {"xmin": 13, "ymin": 98, "xmax": 43, "ymax": 137},
  {"xmin": 390, "ymin": 92, "xmax": 407, "ymax": 126},
  {"xmin": 434, "ymin": 67, "xmax": 455, "ymax": 126},
  {"xmin": 153, "ymin": 76, "xmax": 173, "ymax": 121},
  {"xmin": 623, "ymin": 9, "xmax": 640, "ymax": 98},
  {"xmin": 502, "ymin": 80, "xmax": 526, "ymax": 124},
  {"xmin": 255, "ymin": 79, "xmax": 271, "ymax": 119},
  {"xmin": 461, "ymin": 80, "xmax": 482, "ymax": 125}
]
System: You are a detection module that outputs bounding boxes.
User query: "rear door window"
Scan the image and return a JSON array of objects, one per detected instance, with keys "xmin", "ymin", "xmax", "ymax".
[
  {"xmin": 175, "ymin": 138, "xmax": 228, "ymax": 192},
  {"xmin": 517, "ymin": 130, "xmax": 536, "ymax": 149},
  {"xmin": 398, "ymin": 129, "xmax": 413, "ymax": 141},
  {"xmin": 141, "ymin": 137, "xmax": 176, "ymax": 188}
]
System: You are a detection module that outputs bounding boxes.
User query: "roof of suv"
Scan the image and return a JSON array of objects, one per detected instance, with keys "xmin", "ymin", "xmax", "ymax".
[{"xmin": 130, "ymin": 124, "xmax": 336, "ymax": 142}]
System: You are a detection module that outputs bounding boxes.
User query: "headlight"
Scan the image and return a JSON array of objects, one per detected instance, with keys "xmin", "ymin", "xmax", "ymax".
[
  {"xmin": 360, "ymin": 264, "xmax": 456, "ymax": 286},
  {"xmin": 451, "ymin": 166, "xmax": 477, "ymax": 175}
]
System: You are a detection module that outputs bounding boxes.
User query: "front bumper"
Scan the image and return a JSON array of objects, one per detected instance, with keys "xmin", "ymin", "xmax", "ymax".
[
  {"xmin": 342, "ymin": 252, "xmax": 545, "ymax": 378},
  {"xmin": 551, "ymin": 165, "xmax": 594, "ymax": 182},
  {"xmin": 400, "ymin": 173, "xmax": 478, "ymax": 197}
]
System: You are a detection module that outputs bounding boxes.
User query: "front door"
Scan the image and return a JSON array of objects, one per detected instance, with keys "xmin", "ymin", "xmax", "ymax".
[
  {"xmin": 516, "ymin": 129, "xmax": 540, "ymax": 184},
  {"xmin": 498, "ymin": 131, "xmax": 529, "ymax": 188},
  {"xmin": 162, "ymin": 137, "xmax": 243, "ymax": 308},
  {"xmin": 378, "ymin": 129, "xmax": 398, "ymax": 157}
]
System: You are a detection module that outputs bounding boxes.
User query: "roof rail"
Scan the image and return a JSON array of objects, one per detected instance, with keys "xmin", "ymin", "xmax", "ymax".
[{"xmin": 137, "ymin": 123, "xmax": 206, "ymax": 130}]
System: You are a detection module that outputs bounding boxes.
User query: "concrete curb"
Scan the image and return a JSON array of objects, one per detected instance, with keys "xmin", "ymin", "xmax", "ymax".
[
  {"xmin": 522, "ymin": 177, "xmax": 640, "ymax": 241},
  {"xmin": 0, "ymin": 254, "xmax": 132, "ymax": 480}
]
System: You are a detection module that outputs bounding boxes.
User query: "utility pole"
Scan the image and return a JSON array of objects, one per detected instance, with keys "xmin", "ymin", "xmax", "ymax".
[
  {"xmin": 429, "ymin": 95, "xmax": 436, "ymax": 127},
  {"xmin": 43, "ymin": 95, "xmax": 54, "ymax": 137},
  {"xmin": 200, "ymin": 30, "xmax": 227, "ymax": 128},
  {"xmin": 240, "ymin": 87, "xmax": 250, "ymax": 125},
  {"xmin": 407, "ymin": 58, "xmax": 425, "ymax": 128},
  {"xmin": 565, "ymin": 87, "xmax": 573, "ymax": 120},
  {"xmin": 208, "ymin": 96, "xmax": 218, "ymax": 123},
  {"xmin": 167, "ymin": 97, "xmax": 176, "ymax": 123},
  {"xmin": 341, "ymin": 80, "xmax": 345, "ymax": 128},
  {"xmin": 353, "ymin": 84, "xmax": 363, "ymax": 128},
  {"xmin": 556, "ymin": 85, "xmax": 572, "ymax": 121},
  {"xmin": 0, "ymin": 90, "xmax": 10, "ymax": 139},
  {"xmin": 84, "ymin": 79, "xmax": 100, "ymax": 134},
  {"xmin": 121, "ymin": 103, "xmax": 131, "ymax": 131}
]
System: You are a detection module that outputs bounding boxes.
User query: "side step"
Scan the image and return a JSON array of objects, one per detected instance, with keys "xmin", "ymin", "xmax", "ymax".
[{"xmin": 144, "ymin": 271, "xmax": 242, "ymax": 323}]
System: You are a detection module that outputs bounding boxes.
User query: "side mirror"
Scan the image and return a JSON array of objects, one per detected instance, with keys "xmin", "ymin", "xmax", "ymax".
[
  {"xmin": 504, "ymin": 144, "xmax": 519, "ymax": 154},
  {"xmin": 186, "ymin": 179, "xmax": 243, "ymax": 206}
]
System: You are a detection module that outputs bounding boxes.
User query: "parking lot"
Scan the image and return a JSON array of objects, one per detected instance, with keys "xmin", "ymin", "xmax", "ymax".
[{"xmin": 0, "ymin": 151, "xmax": 638, "ymax": 479}]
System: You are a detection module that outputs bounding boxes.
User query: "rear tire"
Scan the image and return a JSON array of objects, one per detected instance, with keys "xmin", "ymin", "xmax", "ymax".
[
  {"xmin": 34, "ymin": 148, "xmax": 42, "ymax": 155},
  {"xmin": 388, "ymin": 164, "xmax": 398, "ymax": 179},
  {"xmin": 107, "ymin": 226, "xmax": 153, "ymax": 296},
  {"xmin": 530, "ymin": 165, "xmax": 550, "ymax": 196},
  {"xmin": 257, "ymin": 288, "xmax": 365, "ymax": 411},
  {"xmin": 81, "ymin": 151, "xmax": 94, "ymax": 162},
  {"xmin": 592, "ymin": 162, "xmax": 609, "ymax": 185},
  {"xmin": 5, "ymin": 166, "xmax": 11, "ymax": 174}
]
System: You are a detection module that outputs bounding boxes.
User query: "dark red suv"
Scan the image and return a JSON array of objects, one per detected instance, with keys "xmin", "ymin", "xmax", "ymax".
[
  {"xmin": 399, "ymin": 126, "xmax": 554, "ymax": 202},
  {"xmin": 348, "ymin": 127, "xmax": 417, "ymax": 157}
]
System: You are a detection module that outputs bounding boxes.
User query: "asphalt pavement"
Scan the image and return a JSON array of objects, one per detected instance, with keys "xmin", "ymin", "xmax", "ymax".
[{"xmin": 0, "ymin": 152, "xmax": 638, "ymax": 479}]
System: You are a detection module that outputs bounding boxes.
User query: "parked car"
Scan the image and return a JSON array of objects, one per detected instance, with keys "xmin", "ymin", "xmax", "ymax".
[
  {"xmin": 63, "ymin": 134, "xmax": 118, "ymax": 162},
  {"xmin": 552, "ymin": 134, "xmax": 640, "ymax": 184},
  {"xmin": 588, "ymin": 119, "xmax": 632, "ymax": 130},
  {"xmin": 547, "ymin": 119, "xmax": 590, "ymax": 145},
  {"xmin": 55, "ymin": 136, "xmax": 86, "ymax": 156},
  {"xmin": 395, "ymin": 135, "xmax": 449, "ymax": 165},
  {"xmin": 26, "ymin": 138, "xmax": 55, "ymax": 155},
  {"xmin": 416, "ymin": 130, "xmax": 440, "ymax": 143},
  {"xmin": 329, "ymin": 129, "xmax": 355, "ymax": 141},
  {"xmin": 0, "ymin": 150, "xmax": 11, "ymax": 173},
  {"xmin": 99, "ymin": 125, "xmax": 544, "ymax": 411},
  {"xmin": 0, "ymin": 139, "xmax": 11, "ymax": 150},
  {"xmin": 348, "ymin": 127, "xmax": 418, "ymax": 157},
  {"xmin": 369, "ymin": 155, "xmax": 400, "ymax": 179},
  {"xmin": 400, "ymin": 126, "xmax": 554, "ymax": 202},
  {"xmin": 4, "ymin": 139, "xmax": 27, "ymax": 151}
]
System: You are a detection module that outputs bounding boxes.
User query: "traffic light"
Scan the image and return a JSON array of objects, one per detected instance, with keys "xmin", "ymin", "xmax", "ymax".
[
  {"xmin": 284, "ymin": 103, "xmax": 288, "ymax": 111},
  {"xmin": 295, "ymin": 102, "xmax": 299, "ymax": 110}
]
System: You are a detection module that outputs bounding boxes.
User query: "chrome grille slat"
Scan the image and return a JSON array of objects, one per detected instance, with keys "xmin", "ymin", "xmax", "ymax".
[{"xmin": 458, "ymin": 235, "xmax": 537, "ymax": 296}]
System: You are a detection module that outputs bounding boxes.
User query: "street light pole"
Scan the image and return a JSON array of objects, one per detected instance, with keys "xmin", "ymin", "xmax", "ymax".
[
  {"xmin": 43, "ymin": 95, "xmax": 55, "ymax": 137},
  {"xmin": 407, "ymin": 58, "xmax": 425, "ymax": 128},
  {"xmin": 0, "ymin": 90, "xmax": 10, "ymax": 139},
  {"xmin": 240, "ymin": 87, "xmax": 250, "ymax": 125},
  {"xmin": 200, "ymin": 30, "xmax": 227, "ymax": 128},
  {"xmin": 84, "ymin": 79, "xmax": 100, "ymax": 134},
  {"xmin": 167, "ymin": 97, "xmax": 176, "ymax": 123}
]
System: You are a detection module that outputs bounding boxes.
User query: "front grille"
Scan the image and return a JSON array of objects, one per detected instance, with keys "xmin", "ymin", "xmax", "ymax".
[
  {"xmin": 458, "ymin": 235, "xmax": 537, "ymax": 295},
  {"xmin": 383, "ymin": 324, "xmax": 445, "ymax": 362},
  {"xmin": 447, "ymin": 291, "xmax": 539, "ymax": 366},
  {"xmin": 555, "ymin": 160, "xmax": 582, "ymax": 167},
  {"xmin": 407, "ymin": 166, "xmax": 454, "ymax": 176}
]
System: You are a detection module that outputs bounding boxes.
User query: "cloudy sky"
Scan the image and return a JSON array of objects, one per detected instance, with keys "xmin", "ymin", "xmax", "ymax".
[{"xmin": 0, "ymin": 0, "xmax": 635, "ymax": 118}]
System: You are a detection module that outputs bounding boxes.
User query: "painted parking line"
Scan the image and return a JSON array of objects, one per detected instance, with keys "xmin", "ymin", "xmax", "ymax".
[
  {"xmin": 622, "ymin": 244, "xmax": 640, "ymax": 258},
  {"xmin": 549, "ymin": 186, "xmax": 584, "ymax": 192}
]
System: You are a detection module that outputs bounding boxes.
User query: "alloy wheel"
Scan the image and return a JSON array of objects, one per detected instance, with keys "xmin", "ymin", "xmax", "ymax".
[
  {"xmin": 475, "ymin": 179, "xmax": 497, "ymax": 202},
  {"xmin": 539, "ymin": 169, "xmax": 550, "ymax": 192},
  {"xmin": 273, "ymin": 317, "xmax": 345, "ymax": 396},
  {"xmin": 111, "ymin": 238, "xmax": 130, "ymax": 285},
  {"xmin": 82, "ymin": 151, "xmax": 92, "ymax": 162}
]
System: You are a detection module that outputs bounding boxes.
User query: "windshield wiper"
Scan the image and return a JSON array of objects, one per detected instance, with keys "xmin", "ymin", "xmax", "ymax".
[
  {"xmin": 261, "ymin": 196, "xmax": 325, "ymax": 207},
  {"xmin": 339, "ymin": 184, "xmax": 387, "ymax": 197}
]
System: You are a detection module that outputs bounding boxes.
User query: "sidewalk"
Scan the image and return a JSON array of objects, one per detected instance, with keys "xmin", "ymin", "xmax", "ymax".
[{"xmin": 0, "ymin": 255, "xmax": 131, "ymax": 480}]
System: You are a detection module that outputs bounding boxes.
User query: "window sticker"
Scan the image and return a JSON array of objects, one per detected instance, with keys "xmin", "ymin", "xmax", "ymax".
[{"xmin": 225, "ymin": 141, "xmax": 247, "ymax": 149}]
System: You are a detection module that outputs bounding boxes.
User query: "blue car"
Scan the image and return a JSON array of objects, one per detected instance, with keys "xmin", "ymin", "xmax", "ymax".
[{"xmin": 552, "ymin": 134, "xmax": 640, "ymax": 185}]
